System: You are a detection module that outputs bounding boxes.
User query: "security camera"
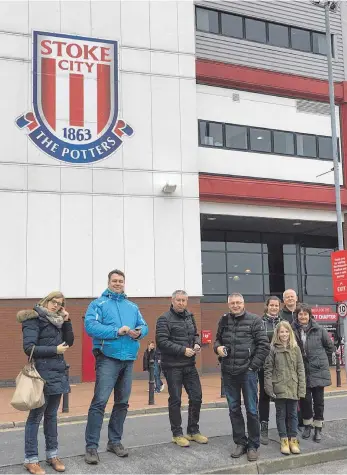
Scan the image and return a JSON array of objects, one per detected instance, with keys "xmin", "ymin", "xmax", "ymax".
[{"xmin": 329, "ymin": 1, "xmax": 338, "ymax": 12}]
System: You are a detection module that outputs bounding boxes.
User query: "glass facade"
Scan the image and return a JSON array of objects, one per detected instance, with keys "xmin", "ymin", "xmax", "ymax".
[{"xmin": 201, "ymin": 230, "xmax": 336, "ymax": 304}]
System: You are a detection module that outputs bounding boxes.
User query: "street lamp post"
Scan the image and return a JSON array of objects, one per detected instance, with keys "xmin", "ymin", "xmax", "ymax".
[{"xmin": 311, "ymin": 0, "xmax": 347, "ymax": 376}]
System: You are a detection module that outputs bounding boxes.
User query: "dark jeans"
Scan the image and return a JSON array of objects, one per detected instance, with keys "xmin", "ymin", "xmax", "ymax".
[
  {"xmin": 300, "ymin": 386, "xmax": 324, "ymax": 423},
  {"xmin": 25, "ymin": 394, "xmax": 62, "ymax": 463},
  {"xmin": 274, "ymin": 399, "xmax": 298, "ymax": 438},
  {"xmin": 85, "ymin": 355, "xmax": 134, "ymax": 449},
  {"xmin": 223, "ymin": 370, "xmax": 260, "ymax": 449},
  {"xmin": 154, "ymin": 361, "xmax": 163, "ymax": 392},
  {"xmin": 164, "ymin": 366, "xmax": 202, "ymax": 437},
  {"xmin": 258, "ymin": 370, "xmax": 270, "ymax": 423}
]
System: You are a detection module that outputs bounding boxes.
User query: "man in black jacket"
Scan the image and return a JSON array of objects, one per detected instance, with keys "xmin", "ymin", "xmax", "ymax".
[
  {"xmin": 214, "ymin": 293, "xmax": 269, "ymax": 462},
  {"xmin": 280, "ymin": 289, "xmax": 298, "ymax": 324},
  {"xmin": 156, "ymin": 290, "xmax": 208, "ymax": 447}
]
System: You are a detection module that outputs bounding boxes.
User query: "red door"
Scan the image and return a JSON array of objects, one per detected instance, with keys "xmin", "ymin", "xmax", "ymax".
[{"xmin": 82, "ymin": 327, "xmax": 96, "ymax": 382}]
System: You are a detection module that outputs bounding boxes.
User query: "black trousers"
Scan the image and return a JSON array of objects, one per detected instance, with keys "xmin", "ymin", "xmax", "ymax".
[
  {"xmin": 258, "ymin": 370, "xmax": 270, "ymax": 423},
  {"xmin": 300, "ymin": 386, "xmax": 324, "ymax": 422},
  {"xmin": 163, "ymin": 366, "xmax": 202, "ymax": 437}
]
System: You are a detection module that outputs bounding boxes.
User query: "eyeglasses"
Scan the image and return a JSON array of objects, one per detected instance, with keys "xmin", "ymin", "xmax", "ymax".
[{"xmin": 50, "ymin": 299, "xmax": 63, "ymax": 308}]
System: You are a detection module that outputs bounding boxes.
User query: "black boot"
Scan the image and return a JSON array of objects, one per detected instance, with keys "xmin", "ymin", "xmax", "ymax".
[
  {"xmin": 260, "ymin": 421, "xmax": 269, "ymax": 445},
  {"xmin": 302, "ymin": 425, "xmax": 312, "ymax": 439},
  {"xmin": 313, "ymin": 427, "xmax": 322, "ymax": 442}
]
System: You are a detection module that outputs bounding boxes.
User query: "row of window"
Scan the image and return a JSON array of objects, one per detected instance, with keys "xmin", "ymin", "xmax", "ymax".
[
  {"xmin": 199, "ymin": 120, "xmax": 336, "ymax": 161},
  {"xmin": 196, "ymin": 7, "xmax": 333, "ymax": 57}
]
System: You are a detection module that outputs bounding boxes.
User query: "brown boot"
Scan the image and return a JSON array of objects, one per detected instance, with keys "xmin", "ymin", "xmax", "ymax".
[
  {"xmin": 24, "ymin": 463, "xmax": 46, "ymax": 475},
  {"xmin": 46, "ymin": 457, "xmax": 65, "ymax": 472}
]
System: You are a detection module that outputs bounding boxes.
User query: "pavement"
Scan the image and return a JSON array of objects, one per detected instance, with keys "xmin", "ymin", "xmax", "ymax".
[
  {"xmin": 0, "ymin": 393, "xmax": 347, "ymax": 473},
  {"xmin": 1, "ymin": 369, "xmax": 347, "ymax": 428}
]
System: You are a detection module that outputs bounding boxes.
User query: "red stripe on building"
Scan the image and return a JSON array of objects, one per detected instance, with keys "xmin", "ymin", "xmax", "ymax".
[
  {"xmin": 97, "ymin": 64, "xmax": 110, "ymax": 134},
  {"xmin": 69, "ymin": 74, "xmax": 84, "ymax": 127},
  {"xmin": 41, "ymin": 58, "xmax": 56, "ymax": 130},
  {"xmin": 199, "ymin": 174, "xmax": 347, "ymax": 210}
]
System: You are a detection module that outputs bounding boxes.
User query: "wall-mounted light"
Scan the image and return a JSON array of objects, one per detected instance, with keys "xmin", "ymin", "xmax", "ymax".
[{"xmin": 162, "ymin": 183, "xmax": 177, "ymax": 194}]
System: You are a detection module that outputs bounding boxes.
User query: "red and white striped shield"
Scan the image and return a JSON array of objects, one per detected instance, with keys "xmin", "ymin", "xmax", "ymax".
[{"xmin": 33, "ymin": 31, "xmax": 118, "ymax": 144}]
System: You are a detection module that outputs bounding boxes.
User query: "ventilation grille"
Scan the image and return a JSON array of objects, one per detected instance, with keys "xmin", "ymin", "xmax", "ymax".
[
  {"xmin": 232, "ymin": 93, "xmax": 240, "ymax": 102},
  {"xmin": 296, "ymin": 99, "xmax": 330, "ymax": 116}
]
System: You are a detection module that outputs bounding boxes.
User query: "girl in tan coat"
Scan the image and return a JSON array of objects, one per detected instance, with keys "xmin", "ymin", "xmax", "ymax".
[{"xmin": 264, "ymin": 321, "xmax": 306, "ymax": 455}]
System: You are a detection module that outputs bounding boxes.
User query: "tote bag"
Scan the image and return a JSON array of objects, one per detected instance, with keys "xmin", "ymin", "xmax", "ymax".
[{"xmin": 11, "ymin": 346, "xmax": 45, "ymax": 411}]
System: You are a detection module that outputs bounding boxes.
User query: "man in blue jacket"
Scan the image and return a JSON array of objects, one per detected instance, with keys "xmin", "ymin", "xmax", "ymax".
[{"xmin": 84, "ymin": 269, "xmax": 148, "ymax": 464}]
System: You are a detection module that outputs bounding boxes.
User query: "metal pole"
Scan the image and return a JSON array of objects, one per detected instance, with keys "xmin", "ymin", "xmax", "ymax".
[
  {"xmin": 324, "ymin": 3, "xmax": 347, "ymax": 376},
  {"xmin": 336, "ymin": 347, "xmax": 342, "ymax": 387},
  {"xmin": 148, "ymin": 359, "xmax": 155, "ymax": 405},
  {"xmin": 62, "ymin": 364, "xmax": 70, "ymax": 413}
]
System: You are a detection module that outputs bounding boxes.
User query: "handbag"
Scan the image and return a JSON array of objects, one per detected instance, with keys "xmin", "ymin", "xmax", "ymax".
[{"xmin": 11, "ymin": 346, "xmax": 45, "ymax": 411}]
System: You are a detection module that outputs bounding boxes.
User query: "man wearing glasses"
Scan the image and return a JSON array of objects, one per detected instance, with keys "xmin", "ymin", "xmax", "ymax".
[{"xmin": 214, "ymin": 293, "xmax": 269, "ymax": 462}]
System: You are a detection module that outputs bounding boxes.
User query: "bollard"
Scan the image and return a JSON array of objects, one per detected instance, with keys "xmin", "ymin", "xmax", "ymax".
[
  {"xmin": 336, "ymin": 350, "xmax": 342, "ymax": 388},
  {"xmin": 220, "ymin": 375, "xmax": 226, "ymax": 398},
  {"xmin": 148, "ymin": 359, "xmax": 155, "ymax": 405},
  {"xmin": 62, "ymin": 364, "xmax": 70, "ymax": 413}
]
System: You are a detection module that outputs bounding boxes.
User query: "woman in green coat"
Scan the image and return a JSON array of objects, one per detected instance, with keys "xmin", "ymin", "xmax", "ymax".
[{"xmin": 264, "ymin": 321, "xmax": 306, "ymax": 456}]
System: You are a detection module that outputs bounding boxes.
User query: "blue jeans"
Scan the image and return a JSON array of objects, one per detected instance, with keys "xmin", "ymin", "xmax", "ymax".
[
  {"xmin": 85, "ymin": 355, "xmax": 134, "ymax": 449},
  {"xmin": 275, "ymin": 399, "xmax": 298, "ymax": 438},
  {"xmin": 223, "ymin": 370, "xmax": 260, "ymax": 449},
  {"xmin": 24, "ymin": 394, "xmax": 62, "ymax": 463},
  {"xmin": 154, "ymin": 362, "xmax": 163, "ymax": 392}
]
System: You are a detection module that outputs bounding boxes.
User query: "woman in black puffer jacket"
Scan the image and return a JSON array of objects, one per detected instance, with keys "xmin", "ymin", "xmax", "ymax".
[
  {"xmin": 17, "ymin": 291, "xmax": 74, "ymax": 475},
  {"xmin": 292, "ymin": 303, "xmax": 334, "ymax": 443}
]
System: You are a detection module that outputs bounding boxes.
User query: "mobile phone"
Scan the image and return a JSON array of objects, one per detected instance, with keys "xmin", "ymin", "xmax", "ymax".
[{"xmin": 222, "ymin": 347, "xmax": 228, "ymax": 357}]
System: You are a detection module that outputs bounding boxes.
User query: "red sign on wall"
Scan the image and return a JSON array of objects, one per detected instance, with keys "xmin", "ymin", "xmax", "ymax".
[
  {"xmin": 311, "ymin": 306, "xmax": 338, "ymax": 323},
  {"xmin": 331, "ymin": 250, "xmax": 347, "ymax": 302},
  {"xmin": 201, "ymin": 330, "xmax": 212, "ymax": 344}
]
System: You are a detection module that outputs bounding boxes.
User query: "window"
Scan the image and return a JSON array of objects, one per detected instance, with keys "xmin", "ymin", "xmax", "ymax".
[
  {"xmin": 202, "ymin": 274, "xmax": 227, "ymax": 294},
  {"xmin": 202, "ymin": 252, "xmax": 226, "ymax": 273},
  {"xmin": 227, "ymin": 253, "xmax": 262, "ymax": 274},
  {"xmin": 221, "ymin": 13, "xmax": 243, "ymax": 39},
  {"xmin": 245, "ymin": 18, "xmax": 267, "ymax": 43},
  {"xmin": 250, "ymin": 128, "xmax": 271, "ymax": 153},
  {"xmin": 199, "ymin": 121, "xmax": 223, "ymax": 147},
  {"xmin": 195, "ymin": 7, "xmax": 332, "ymax": 57},
  {"xmin": 225, "ymin": 124, "xmax": 248, "ymax": 150},
  {"xmin": 273, "ymin": 131, "xmax": 295, "ymax": 155},
  {"xmin": 302, "ymin": 275, "xmax": 332, "ymax": 297},
  {"xmin": 301, "ymin": 254, "xmax": 331, "ymax": 275},
  {"xmin": 196, "ymin": 7, "xmax": 219, "ymax": 34},
  {"xmin": 312, "ymin": 32, "xmax": 328, "ymax": 55},
  {"xmin": 291, "ymin": 28, "xmax": 311, "ymax": 52},
  {"xmin": 318, "ymin": 136, "xmax": 333, "ymax": 160},
  {"xmin": 228, "ymin": 274, "xmax": 263, "ymax": 295},
  {"xmin": 296, "ymin": 134, "xmax": 317, "ymax": 158},
  {"xmin": 268, "ymin": 23, "xmax": 289, "ymax": 48}
]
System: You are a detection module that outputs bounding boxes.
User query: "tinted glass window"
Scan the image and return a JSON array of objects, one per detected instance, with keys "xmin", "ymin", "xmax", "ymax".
[
  {"xmin": 196, "ymin": 8, "xmax": 219, "ymax": 34},
  {"xmin": 268, "ymin": 23, "xmax": 289, "ymax": 47},
  {"xmin": 225, "ymin": 124, "xmax": 248, "ymax": 150},
  {"xmin": 199, "ymin": 121, "xmax": 223, "ymax": 147},
  {"xmin": 227, "ymin": 242, "xmax": 262, "ymax": 253},
  {"xmin": 301, "ymin": 255, "xmax": 331, "ymax": 275},
  {"xmin": 296, "ymin": 134, "xmax": 317, "ymax": 158},
  {"xmin": 227, "ymin": 253, "xmax": 262, "ymax": 274},
  {"xmin": 228, "ymin": 274, "xmax": 263, "ymax": 295},
  {"xmin": 318, "ymin": 136, "xmax": 333, "ymax": 160},
  {"xmin": 291, "ymin": 28, "xmax": 311, "ymax": 52},
  {"xmin": 284, "ymin": 254, "xmax": 297, "ymax": 274},
  {"xmin": 221, "ymin": 13, "xmax": 243, "ymax": 38},
  {"xmin": 301, "ymin": 247, "xmax": 333, "ymax": 256},
  {"xmin": 245, "ymin": 18, "xmax": 267, "ymax": 43},
  {"xmin": 273, "ymin": 131, "xmax": 295, "ymax": 155},
  {"xmin": 312, "ymin": 32, "xmax": 327, "ymax": 55},
  {"xmin": 201, "ymin": 241, "xmax": 225, "ymax": 251},
  {"xmin": 302, "ymin": 275, "xmax": 332, "ymax": 296},
  {"xmin": 250, "ymin": 128, "xmax": 272, "ymax": 153},
  {"xmin": 202, "ymin": 252, "xmax": 226, "ymax": 273},
  {"xmin": 203, "ymin": 274, "xmax": 227, "ymax": 295}
]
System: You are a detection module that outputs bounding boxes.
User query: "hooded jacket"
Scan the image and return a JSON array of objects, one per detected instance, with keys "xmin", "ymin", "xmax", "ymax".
[
  {"xmin": 84, "ymin": 289, "xmax": 148, "ymax": 361},
  {"xmin": 214, "ymin": 311, "xmax": 270, "ymax": 375},
  {"xmin": 262, "ymin": 314, "xmax": 282, "ymax": 343},
  {"xmin": 17, "ymin": 305, "xmax": 74, "ymax": 396},
  {"xmin": 280, "ymin": 306, "xmax": 296, "ymax": 324},
  {"xmin": 292, "ymin": 317, "xmax": 335, "ymax": 388},
  {"xmin": 264, "ymin": 343, "xmax": 306, "ymax": 400},
  {"xmin": 156, "ymin": 306, "xmax": 200, "ymax": 369}
]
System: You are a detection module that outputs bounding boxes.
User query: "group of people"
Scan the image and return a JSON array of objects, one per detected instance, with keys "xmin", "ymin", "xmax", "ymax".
[{"xmin": 16, "ymin": 269, "xmax": 335, "ymax": 474}]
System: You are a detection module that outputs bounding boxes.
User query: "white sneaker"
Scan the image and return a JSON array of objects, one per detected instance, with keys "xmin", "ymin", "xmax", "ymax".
[{"xmin": 160, "ymin": 384, "xmax": 165, "ymax": 392}]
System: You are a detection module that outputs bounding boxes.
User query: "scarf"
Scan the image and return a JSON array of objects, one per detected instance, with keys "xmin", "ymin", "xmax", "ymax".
[{"xmin": 37, "ymin": 305, "xmax": 64, "ymax": 329}]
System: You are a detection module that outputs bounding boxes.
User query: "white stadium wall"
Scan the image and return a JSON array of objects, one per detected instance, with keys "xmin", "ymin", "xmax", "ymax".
[{"xmin": 0, "ymin": 0, "xmax": 203, "ymax": 299}]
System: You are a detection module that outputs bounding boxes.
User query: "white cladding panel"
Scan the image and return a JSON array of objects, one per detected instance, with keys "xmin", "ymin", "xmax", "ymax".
[
  {"xmin": 197, "ymin": 85, "xmax": 343, "ymax": 185},
  {"xmin": 0, "ymin": 0, "xmax": 200, "ymax": 299}
]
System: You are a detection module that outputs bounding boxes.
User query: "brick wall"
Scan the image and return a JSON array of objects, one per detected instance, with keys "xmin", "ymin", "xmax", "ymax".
[{"xmin": 0, "ymin": 296, "xmax": 202, "ymax": 385}]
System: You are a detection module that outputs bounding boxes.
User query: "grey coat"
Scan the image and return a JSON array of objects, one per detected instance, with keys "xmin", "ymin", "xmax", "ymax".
[{"xmin": 292, "ymin": 319, "xmax": 334, "ymax": 388}]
